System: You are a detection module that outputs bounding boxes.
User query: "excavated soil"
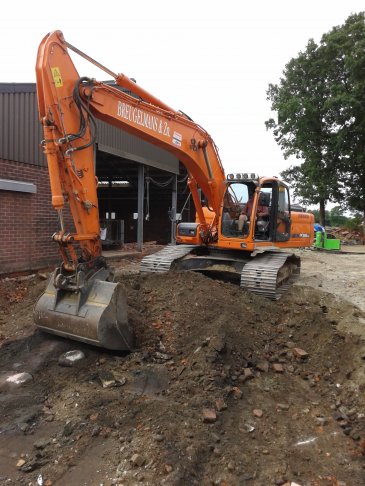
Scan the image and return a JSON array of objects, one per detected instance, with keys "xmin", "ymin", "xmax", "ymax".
[{"xmin": 0, "ymin": 248, "xmax": 365, "ymax": 486}]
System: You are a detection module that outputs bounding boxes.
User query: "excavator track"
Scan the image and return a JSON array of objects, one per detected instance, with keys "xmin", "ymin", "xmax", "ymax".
[
  {"xmin": 141, "ymin": 246, "xmax": 300, "ymax": 300},
  {"xmin": 240, "ymin": 251, "xmax": 300, "ymax": 300},
  {"xmin": 140, "ymin": 245, "xmax": 198, "ymax": 273}
]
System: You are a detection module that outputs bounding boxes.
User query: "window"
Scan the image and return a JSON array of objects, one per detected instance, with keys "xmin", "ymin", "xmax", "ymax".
[
  {"xmin": 275, "ymin": 183, "xmax": 291, "ymax": 241},
  {"xmin": 221, "ymin": 182, "xmax": 251, "ymax": 238},
  {"xmin": 278, "ymin": 184, "xmax": 289, "ymax": 213}
]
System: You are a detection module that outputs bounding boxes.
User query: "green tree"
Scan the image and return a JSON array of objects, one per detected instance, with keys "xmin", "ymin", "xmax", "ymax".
[
  {"xmin": 329, "ymin": 206, "xmax": 348, "ymax": 226},
  {"xmin": 266, "ymin": 39, "xmax": 336, "ymax": 225},
  {"xmin": 266, "ymin": 13, "xmax": 365, "ymax": 227},
  {"xmin": 321, "ymin": 13, "xmax": 365, "ymax": 226}
]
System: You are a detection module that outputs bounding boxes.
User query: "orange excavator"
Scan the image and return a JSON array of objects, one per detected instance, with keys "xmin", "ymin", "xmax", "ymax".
[{"xmin": 34, "ymin": 30, "xmax": 314, "ymax": 350}]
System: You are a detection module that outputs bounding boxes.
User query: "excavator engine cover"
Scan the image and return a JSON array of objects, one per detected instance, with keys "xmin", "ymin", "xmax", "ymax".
[{"xmin": 34, "ymin": 271, "xmax": 134, "ymax": 351}]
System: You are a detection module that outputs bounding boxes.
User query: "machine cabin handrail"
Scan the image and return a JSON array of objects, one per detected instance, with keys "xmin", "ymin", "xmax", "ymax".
[{"xmin": 36, "ymin": 30, "xmax": 226, "ymax": 267}]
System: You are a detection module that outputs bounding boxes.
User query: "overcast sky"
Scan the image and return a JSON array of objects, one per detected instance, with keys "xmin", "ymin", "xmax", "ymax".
[{"xmin": 2, "ymin": 1, "xmax": 364, "ymax": 181}]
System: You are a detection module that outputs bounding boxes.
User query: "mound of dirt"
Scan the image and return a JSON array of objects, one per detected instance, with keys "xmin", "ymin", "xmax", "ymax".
[
  {"xmin": 0, "ymin": 275, "xmax": 42, "ymax": 343},
  {"xmin": 0, "ymin": 267, "xmax": 365, "ymax": 485}
]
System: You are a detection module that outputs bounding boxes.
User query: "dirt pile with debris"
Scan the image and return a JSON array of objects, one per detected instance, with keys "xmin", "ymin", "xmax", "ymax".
[
  {"xmin": 0, "ymin": 274, "xmax": 42, "ymax": 343},
  {"xmin": 0, "ymin": 259, "xmax": 365, "ymax": 485},
  {"xmin": 328, "ymin": 227, "xmax": 364, "ymax": 245}
]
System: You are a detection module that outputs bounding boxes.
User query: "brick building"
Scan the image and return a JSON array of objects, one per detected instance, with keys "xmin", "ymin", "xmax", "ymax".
[{"xmin": 0, "ymin": 83, "xmax": 190, "ymax": 275}]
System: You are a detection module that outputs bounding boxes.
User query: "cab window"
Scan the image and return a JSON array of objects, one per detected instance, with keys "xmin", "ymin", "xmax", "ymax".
[
  {"xmin": 221, "ymin": 183, "xmax": 250, "ymax": 237},
  {"xmin": 275, "ymin": 183, "xmax": 291, "ymax": 241}
]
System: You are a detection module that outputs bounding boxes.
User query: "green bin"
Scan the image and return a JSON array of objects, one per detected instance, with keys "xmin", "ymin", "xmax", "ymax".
[
  {"xmin": 314, "ymin": 230, "xmax": 341, "ymax": 250},
  {"xmin": 323, "ymin": 234, "xmax": 341, "ymax": 250}
]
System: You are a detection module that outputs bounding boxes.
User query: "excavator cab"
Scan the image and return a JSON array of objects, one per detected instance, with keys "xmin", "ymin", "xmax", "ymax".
[{"xmin": 220, "ymin": 175, "xmax": 292, "ymax": 244}]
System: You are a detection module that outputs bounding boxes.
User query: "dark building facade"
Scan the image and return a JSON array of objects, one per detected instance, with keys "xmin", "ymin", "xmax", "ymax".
[{"xmin": 0, "ymin": 83, "xmax": 190, "ymax": 274}]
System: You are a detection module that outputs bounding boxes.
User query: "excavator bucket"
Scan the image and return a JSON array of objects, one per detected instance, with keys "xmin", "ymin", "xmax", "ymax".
[{"xmin": 34, "ymin": 272, "xmax": 134, "ymax": 350}]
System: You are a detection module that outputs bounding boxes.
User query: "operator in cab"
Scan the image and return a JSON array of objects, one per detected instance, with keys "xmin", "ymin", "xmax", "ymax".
[{"xmin": 238, "ymin": 192, "xmax": 269, "ymax": 232}]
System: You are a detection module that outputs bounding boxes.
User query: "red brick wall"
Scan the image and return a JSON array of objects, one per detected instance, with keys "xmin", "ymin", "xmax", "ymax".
[{"xmin": 0, "ymin": 159, "xmax": 64, "ymax": 274}]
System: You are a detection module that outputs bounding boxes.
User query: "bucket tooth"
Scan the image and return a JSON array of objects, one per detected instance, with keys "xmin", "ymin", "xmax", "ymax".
[{"xmin": 34, "ymin": 273, "xmax": 134, "ymax": 350}]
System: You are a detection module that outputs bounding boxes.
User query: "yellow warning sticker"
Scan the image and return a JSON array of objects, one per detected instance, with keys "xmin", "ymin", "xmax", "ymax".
[{"xmin": 51, "ymin": 67, "xmax": 63, "ymax": 88}]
